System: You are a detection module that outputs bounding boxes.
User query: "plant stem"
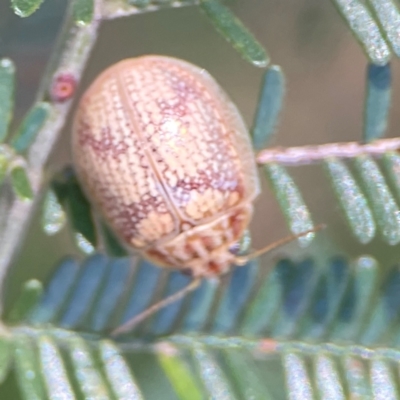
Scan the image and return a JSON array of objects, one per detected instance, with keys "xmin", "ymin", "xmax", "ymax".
[
  {"xmin": 0, "ymin": 1, "xmax": 101, "ymax": 316},
  {"xmin": 100, "ymin": 0, "xmax": 198, "ymax": 20},
  {"xmin": 256, "ymin": 137, "xmax": 400, "ymax": 166}
]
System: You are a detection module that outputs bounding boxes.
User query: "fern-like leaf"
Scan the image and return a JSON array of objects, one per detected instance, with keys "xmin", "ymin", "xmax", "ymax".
[{"xmin": 0, "ymin": 252, "xmax": 400, "ymax": 398}]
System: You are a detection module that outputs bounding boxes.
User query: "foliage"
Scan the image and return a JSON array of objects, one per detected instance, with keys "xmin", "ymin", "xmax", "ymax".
[
  {"xmin": 2, "ymin": 0, "xmax": 400, "ymax": 398},
  {"xmin": 4, "ymin": 253, "xmax": 400, "ymax": 399}
]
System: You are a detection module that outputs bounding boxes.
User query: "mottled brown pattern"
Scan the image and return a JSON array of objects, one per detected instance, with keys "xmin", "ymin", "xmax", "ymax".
[
  {"xmin": 73, "ymin": 71, "xmax": 179, "ymax": 247},
  {"xmin": 119, "ymin": 58, "xmax": 256, "ymax": 221},
  {"xmin": 72, "ymin": 55, "xmax": 260, "ymax": 277}
]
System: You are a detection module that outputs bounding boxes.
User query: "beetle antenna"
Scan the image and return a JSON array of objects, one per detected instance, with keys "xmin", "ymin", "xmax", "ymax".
[
  {"xmin": 111, "ymin": 277, "xmax": 202, "ymax": 337},
  {"xmin": 234, "ymin": 224, "xmax": 326, "ymax": 266}
]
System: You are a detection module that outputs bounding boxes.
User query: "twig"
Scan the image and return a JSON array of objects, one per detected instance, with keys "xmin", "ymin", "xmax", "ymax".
[
  {"xmin": 0, "ymin": 2, "xmax": 101, "ymax": 316},
  {"xmin": 256, "ymin": 137, "xmax": 400, "ymax": 166},
  {"xmin": 100, "ymin": 0, "xmax": 198, "ymax": 20}
]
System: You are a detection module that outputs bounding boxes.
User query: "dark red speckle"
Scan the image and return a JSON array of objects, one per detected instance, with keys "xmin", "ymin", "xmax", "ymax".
[
  {"xmin": 50, "ymin": 73, "xmax": 77, "ymax": 102},
  {"xmin": 208, "ymin": 261, "xmax": 222, "ymax": 275}
]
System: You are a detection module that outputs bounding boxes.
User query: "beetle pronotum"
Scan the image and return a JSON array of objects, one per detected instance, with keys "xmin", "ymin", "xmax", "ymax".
[{"xmin": 72, "ymin": 55, "xmax": 320, "ymax": 335}]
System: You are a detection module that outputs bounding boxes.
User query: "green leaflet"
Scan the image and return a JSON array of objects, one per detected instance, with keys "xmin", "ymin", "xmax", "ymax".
[
  {"xmin": 41, "ymin": 188, "xmax": 67, "ymax": 236},
  {"xmin": 324, "ymin": 157, "xmax": 375, "ymax": 244},
  {"xmin": 14, "ymin": 334, "xmax": 46, "ymax": 400},
  {"xmin": 73, "ymin": 0, "xmax": 94, "ymax": 26},
  {"xmin": 264, "ymin": 163, "xmax": 314, "ymax": 246},
  {"xmin": 343, "ymin": 357, "xmax": 372, "ymax": 398},
  {"xmin": 382, "ymin": 151, "xmax": 400, "ymax": 201},
  {"xmin": 252, "ymin": 65, "xmax": 285, "ymax": 149},
  {"xmin": 360, "ymin": 270, "xmax": 400, "ymax": 346},
  {"xmin": 363, "ymin": 64, "xmax": 391, "ymax": 142},
  {"xmin": 314, "ymin": 355, "xmax": 345, "ymax": 399},
  {"xmin": 8, "ymin": 280, "xmax": 43, "ymax": 323},
  {"xmin": 0, "ymin": 336, "xmax": 12, "ymax": 385},
  {"xmin": 0, "ymin": 148, "xmax": 11, "ymax": 185},
  {"xmin": 353, "ymin": 155, "xmax": 400, "ymax": 244},
  {"xmin": 11, "ymin": 102, "xmax": 51, "ymax": 154},
  {"xmin": 66, "ymin": 335, "xmax": 111, "ymax": 399},
  {"xmin": 222, "ymin": 348, "xmax": 274, "ymax": 399},
  {"xmin": 331, "ymin": 0, "xmax": 391, "ymax": 65},
  {"xmin": 158, "ymin": 348, "xmax": 203, "ymax": 400},
  {"xmin": 370, "ymin": 359, "xmax": 399, "ymax": 398},
  {"xmin": 192, "ymin": 345, "xmax": 237, "ymax": 399},
  {"xmin": 10, "ymin": 166, "xmax": 33, "ymax": 200},
  {"xmin": 49, "ymin": 169, "xmax": 96, "ymax": 253},
  {"xmin": 200, "ymin": 0, "xmax": 269, "ymax": 67},
  {"xmin": 283, "ymin": 352, "xmax": 313, "ymax": 400},
  {"xmin": 366, "ymin": 0, "xmax": 400, "ymax": 57},
  {"xmin": 11, "ymin": 0, "xmax": 45, "ymax": 17},
  {"xmin": 63, "ymin": 172, "xmax": 98, "ymax": 252},
  {"xmin": 99, "ymin": 340, "xmax": 144, "ymax": 399},
  {"xmin": 330, "ymin": 256, "xmax": 378, "ymax": 342},
  {"xmin": 100, "ymin": 222, "xmax": 128, "ymax": 257},
  {"xmin": 182, "ymin": 279, "xmax": 218, "ymax": 333},
  {"xmin": 240, "ymin": 265, "xmax": 283, "ymax": 335},
  {"xmin": 27, "ymin": 258, "xmax": 80, "ymax": 325},
  {"xmin": 0, "ymin": 59, "xmax": 15, "ymax": 143},
  {"xmin": 37, "ymin": 336, "xmax": 75, "ymax": 400},
  {"xmin": 0, "ymin": 156, "xmax": 8, "ymax": 184}
]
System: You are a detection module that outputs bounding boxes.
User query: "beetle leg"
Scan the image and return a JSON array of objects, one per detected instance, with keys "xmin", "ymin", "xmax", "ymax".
[
  {"xmin": 110, "ymin": 277, "xmax": 202, "ymax": 337},
  {"xmin": 229, "ymin": 229, "xmax": 252, "ymax": 256},
  {"xmin": 234, "ymin": 224, "xmax": 325, "ymax": 266}
]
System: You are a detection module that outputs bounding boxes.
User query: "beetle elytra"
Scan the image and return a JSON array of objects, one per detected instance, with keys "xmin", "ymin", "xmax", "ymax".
[{"xmin": 73, "ymin": 55, "xmax": 261, "ymax": 279}]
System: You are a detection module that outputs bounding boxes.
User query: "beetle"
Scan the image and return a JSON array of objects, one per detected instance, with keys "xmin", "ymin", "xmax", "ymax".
[
  {"xmin": 72, "ymin": 55, "xmax": 318, "ymax": 334},
  {"xmin": 73, "ymin": 55, "xmax": 260, "ymax": 277}
]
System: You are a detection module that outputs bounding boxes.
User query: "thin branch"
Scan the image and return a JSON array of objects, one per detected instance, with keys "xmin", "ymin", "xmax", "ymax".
[
  {"xmin": 256, "ymin": 137, "xmax": 400, "ymax": 166},
  {"xmin": 0, "ymin": 2, "xmax": 101, "ymax": 316},
  {"xmin": 118, "ymin": 334, "xmax": 400, "ymax": 361},
  {"xmin": 100, "ymin": 0, "xmax": 198, "ymax": 20}
]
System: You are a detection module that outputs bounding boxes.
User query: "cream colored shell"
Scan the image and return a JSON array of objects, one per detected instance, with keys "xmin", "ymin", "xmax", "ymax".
[{"xmin": 72, "ymin": 55, "xmax": 260, "ymax": 277}]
